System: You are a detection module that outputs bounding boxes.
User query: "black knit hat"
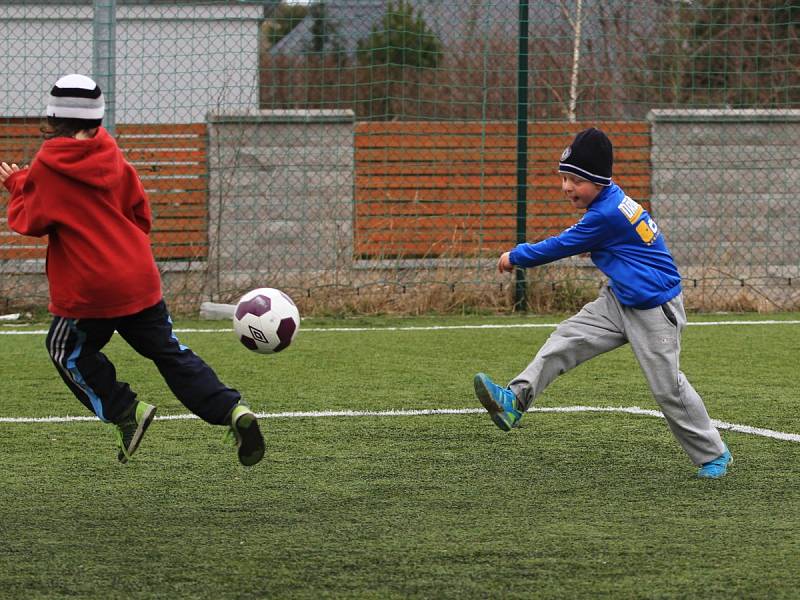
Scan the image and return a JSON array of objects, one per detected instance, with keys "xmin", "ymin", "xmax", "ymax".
[
  {"xmin": 558, "ymin": 127, "xmax": 613, "ymax": 186},
  {"xmin": 46, "ymin": 74, "xmax": 104, "ymax": 127}
]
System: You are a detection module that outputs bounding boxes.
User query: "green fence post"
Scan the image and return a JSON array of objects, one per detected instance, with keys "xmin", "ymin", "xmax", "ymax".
[
  {"xmin": 514, "ymin": 0, "xmax": 529, "ymax": 311},
  {"xmin": 92, "ymin": 0, "xmax": 116, "ymax": 135}
]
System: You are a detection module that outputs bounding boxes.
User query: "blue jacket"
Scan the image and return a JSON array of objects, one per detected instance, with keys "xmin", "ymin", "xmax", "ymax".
[{"xmin": 509, "ymin": 183, "xmax": 682, "ymax": 309}]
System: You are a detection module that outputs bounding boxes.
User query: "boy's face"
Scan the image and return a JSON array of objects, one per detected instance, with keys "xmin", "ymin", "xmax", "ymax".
[{"xmin": 560, "ymin": 173, "xmax": 602, "ymax": 210}]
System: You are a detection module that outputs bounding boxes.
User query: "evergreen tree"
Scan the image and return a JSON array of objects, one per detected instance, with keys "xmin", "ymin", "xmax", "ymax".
[{"xmin": 356, "ymin": 0, "xmax": 442, "ymax": 69}]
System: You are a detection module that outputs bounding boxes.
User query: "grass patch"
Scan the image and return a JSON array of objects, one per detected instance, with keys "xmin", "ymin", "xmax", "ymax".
[{"xmin": 1, "ymin": 314, "xmax": 799, "ymax": 598}]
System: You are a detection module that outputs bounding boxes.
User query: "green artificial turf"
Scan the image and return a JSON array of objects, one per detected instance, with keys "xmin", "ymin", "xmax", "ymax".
[{"xmin": 1, "ymin": 314, "xmax": 798, "ymax": 599}]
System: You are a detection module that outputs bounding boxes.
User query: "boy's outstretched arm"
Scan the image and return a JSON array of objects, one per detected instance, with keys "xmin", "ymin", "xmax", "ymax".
[
  {"xmin": 2, "ymin": 163, "xmax": 50, "ymax": 237},
  {"xmin": 505, "ymin": 209, "xmax": 611, "ymax": 271}
]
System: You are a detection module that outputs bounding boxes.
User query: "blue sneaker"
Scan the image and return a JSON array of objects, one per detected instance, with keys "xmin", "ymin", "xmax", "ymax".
[
  {"xmin": 697, "ymin": 445, "xmax": 732, "ymax": 479},
  {"xmin": 473, "ymin": 372, "xmax": 522, "ymax": 431}
]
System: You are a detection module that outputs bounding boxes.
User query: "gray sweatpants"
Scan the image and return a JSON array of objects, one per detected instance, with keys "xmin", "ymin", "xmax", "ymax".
[{"xmin": 508, "ymin": 286, "xmax": 725, "ymax": 465}]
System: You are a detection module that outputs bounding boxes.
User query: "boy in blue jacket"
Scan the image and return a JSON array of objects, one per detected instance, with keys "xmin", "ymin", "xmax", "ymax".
[{"xmin": 474, "ymin": 127, "xmax": 731, "ymax": 478}]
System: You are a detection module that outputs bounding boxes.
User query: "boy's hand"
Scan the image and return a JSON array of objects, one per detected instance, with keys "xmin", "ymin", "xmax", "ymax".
[
  {"xmin": 0, "ymin": 162, "xmax": 22, "ymax": 184},
  {"xmin": 498, "ymin": 252, "xmax": 514, "ymax": 274}
]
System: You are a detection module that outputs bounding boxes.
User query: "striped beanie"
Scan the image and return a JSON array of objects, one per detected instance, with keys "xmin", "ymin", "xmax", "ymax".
[
  {"xmin": 558, "ymin": 127, "xmax": 613, "ymax": 186},
  {"xmin": 46, "ymin": 74, "xmax": 104, "ymax": 127}
]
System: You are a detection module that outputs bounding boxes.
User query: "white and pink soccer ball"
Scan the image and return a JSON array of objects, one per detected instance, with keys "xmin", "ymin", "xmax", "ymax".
[{"xmin": 232, "ymin": 288, "xmax": 300, "ymax": 354}]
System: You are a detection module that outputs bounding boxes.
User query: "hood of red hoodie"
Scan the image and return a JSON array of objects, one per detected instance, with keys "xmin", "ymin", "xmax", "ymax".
[{"xmin": 35, "ymin": 127, "xmax": 124, "ymax": 189}]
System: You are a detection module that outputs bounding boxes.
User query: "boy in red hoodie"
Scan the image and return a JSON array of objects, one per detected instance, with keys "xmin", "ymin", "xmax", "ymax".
[{"xmin": 1, "ymin": 74, "xmax": 264, "ymax": 466}]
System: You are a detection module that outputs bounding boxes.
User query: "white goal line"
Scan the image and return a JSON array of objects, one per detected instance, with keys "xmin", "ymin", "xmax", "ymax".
[{"xmin": 1, "ymin": 405, "xmax": 798, "ymax": 443}]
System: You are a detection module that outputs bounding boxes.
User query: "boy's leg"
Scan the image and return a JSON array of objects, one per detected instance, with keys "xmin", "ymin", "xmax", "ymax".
[
  {"xmin": 509, "ymin": 287, "xmax": 627, "ymax": 411},
  {"xmin": 46, "ymin": 316, "xmax": 155, "ymax": 462},
  {"xmin": 115, "ymin": 300, "xmax": 240, "ymax": 425},
  {"xmin": 622, "ymin": 294, "xmax": 725, "ymax": 466},
  {"xmin": 46, "ymin": 316, "xmax": 137, "ymax": 423},
  {"xmin": 117, "ymin": 301, "xmax": 264, "ymax": 465}
]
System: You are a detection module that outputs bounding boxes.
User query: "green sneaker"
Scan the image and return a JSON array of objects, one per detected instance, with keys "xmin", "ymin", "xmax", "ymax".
[
  {"xmin": 115, "ymin": 401, "xmax": 157, "ymax": 463},
  {"xmin": 228, "ymin": 404, "xmax": 265, "ymax": 467}
]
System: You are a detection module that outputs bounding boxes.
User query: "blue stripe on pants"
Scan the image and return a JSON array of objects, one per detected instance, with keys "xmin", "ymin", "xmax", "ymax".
[{"xmin": 64, "ymin": 322, "xmax": 108, "ymax": 422}]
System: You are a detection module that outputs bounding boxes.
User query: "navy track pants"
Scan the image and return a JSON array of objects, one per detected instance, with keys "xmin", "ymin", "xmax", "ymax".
[{"xmin": 45, "ymin": 300, "xmax": 240, "ymax": 425}]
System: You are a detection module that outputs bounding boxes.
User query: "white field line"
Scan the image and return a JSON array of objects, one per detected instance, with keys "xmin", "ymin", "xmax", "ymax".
[
  {"xmin": 2, "ymin": 320, "xmax": 798, "ymax": 442},
  {"xmin": 1, "ymin": 405, "xmax": 798, "ymax": 443},
  {"xmin": 2, "ymin": 319, "xmax": 800, "ymax": 335}
]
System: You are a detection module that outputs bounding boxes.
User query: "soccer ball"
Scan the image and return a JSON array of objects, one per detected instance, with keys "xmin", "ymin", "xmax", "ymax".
[{"xmin": 233, "ymin": 288, "xmax": 300, "ymax": 354}]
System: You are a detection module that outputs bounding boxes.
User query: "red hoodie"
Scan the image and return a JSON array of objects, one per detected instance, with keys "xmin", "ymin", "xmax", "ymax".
[{"xmin": 4, "ymin": 127, "xmax": 162, "ymax": 318}]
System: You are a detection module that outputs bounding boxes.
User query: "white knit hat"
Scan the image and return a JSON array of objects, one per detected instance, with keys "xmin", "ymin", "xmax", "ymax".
[{"xmin": 46, "ymin": 74, "xmax": 104, "ymax": 126}]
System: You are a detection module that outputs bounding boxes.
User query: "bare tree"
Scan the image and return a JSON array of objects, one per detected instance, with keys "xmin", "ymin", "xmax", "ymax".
[{"xmin": 562, "ymin": 0, "xmax": 585, "ymax": 122}]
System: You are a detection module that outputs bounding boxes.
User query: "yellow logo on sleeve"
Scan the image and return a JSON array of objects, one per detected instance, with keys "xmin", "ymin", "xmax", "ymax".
[{"xmin": 636, "ymin": 218, "xmax": 658, "ymax": 244}]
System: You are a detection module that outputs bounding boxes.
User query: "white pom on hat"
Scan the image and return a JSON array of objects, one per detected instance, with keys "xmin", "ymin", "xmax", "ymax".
[{"xmin": 46, "ymin": 74, "xmax": 104, "ymax": 123}]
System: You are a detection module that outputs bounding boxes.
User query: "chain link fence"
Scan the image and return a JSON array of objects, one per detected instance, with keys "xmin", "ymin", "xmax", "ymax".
[{"xmin": 1, "ymin": 0, "xmax": 798, "ymax": 315}]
